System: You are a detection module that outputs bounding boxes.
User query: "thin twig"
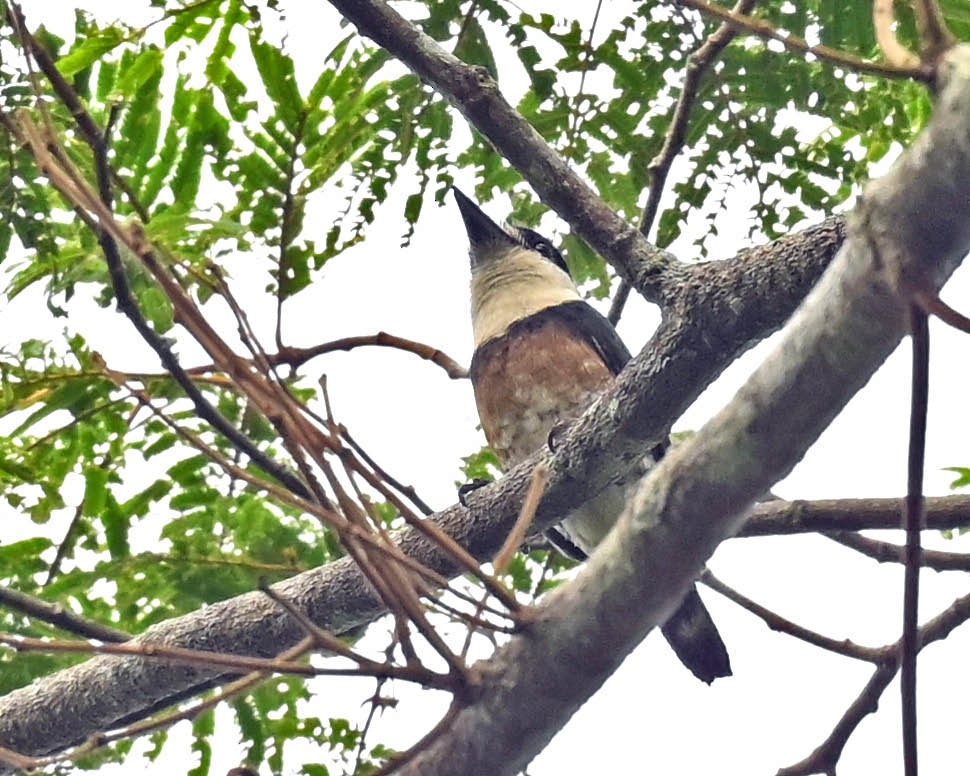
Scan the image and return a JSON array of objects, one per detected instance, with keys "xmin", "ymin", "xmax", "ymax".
[
  {"xmin": 776, "ymin": 662, "xmax": 897, "ymax": 776},
  {"xmin": 353, "ymin": 677, "xmax": 392, "ymax": 773},
  {"xmin": 271, "ymin": 333, "xmax": 468, "ymax": 379},
  {"xmin": 873, "ymin": 0, "xmax": 922, "ymax": 70},
  {"xmin": 825, "ymin": 531, "xmax": 970, "ymax": 572},
  {"xmin": 778, "ymin": 590, "xmax": 970, "ymax": 776},
  {"xmin": 0, "ymin": 587, "xmax": 130, "ymax": 643},
  {"xmin": 0, "ymin": 633, "xmax": 451, "ymax": 687},
  {"xmin": 6, "ymin": 636, "xmax": 317, "ymax": 772},
  {"xmin": 461, "ymin": 465, "xmax": 548, "ymax": 658},
  {"xmin": 258, "ymin": 583, "xmax": 372, "ymax": 663},
  {"xmin": 678, "ymin": 0, "xmax": 931, "ymax": 81},
  {"xmin": 912, "ymin": 0, "xmax": 956, "ymax": 60},
  {"xmin": 494, "ymin": 464, "xmax": 549, "ymax": 575},
  {"xmin": 339, "ymin": 423, "xmax": 434, "ymax": 515},
  {"xmin": 564, "ymin": 0, "xmax": 604, "ymax": 157},
  {"xmin": 0, "ymin": 745, "xmax": 34, "ymax": 771},
  {"xmin": 610, "ymin": 0, "xmax": 756, "ymax": 324},
  {"xmin": 914, "ymin": 290, "xmax": 970, "ymax": 334},
  {"xmin": 702, "ymin": 571, "xmax": 881, "ymax": 661},
  {"xmin": 902, "ymin": 305, "xmax": 929, "ymax": 776}
]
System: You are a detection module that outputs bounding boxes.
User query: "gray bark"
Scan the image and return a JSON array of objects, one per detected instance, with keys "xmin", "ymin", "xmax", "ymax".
[
  {"xmin": 387, "ymin": 45, "xmax": 970, "ymax": 776},
  {"xmin": 2, "ymin": 2, "xmax": 969, "ymax": 770}
]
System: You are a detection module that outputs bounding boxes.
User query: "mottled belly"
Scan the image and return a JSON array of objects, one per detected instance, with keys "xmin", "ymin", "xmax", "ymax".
[{"xmin": 470, "ymin": 318, "xmax": 614, "ymax": 466}]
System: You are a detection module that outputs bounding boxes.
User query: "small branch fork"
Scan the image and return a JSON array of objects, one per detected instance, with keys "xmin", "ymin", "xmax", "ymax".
[
  {"xmin": 3, "ymin": 2, "xmax": 970, "ymax": 774},
  {"xmin": 675, "ymin": 0, "xmax": 934, "ymax": 82},
  {"xmin": 610, "ymin": 0, "xmax": 756, "ymax": 324},
  {"xmin": 703, "ymin": 574, "xmax": 970, "ymax": 776}
]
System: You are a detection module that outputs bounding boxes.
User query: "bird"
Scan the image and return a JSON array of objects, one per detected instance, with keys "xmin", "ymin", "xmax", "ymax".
[{"xmin": 453, "ymin": 186, "xmax": 731, "ymax": 684}]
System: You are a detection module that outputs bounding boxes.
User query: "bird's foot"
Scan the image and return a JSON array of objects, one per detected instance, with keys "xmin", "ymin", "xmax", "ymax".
[{"xmin": 458, "ymin": 478, "xmax": 490, "ymax": 507}]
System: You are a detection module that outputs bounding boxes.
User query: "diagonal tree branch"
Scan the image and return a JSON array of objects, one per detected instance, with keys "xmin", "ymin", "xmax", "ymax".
[
  {"xmin": 380, "ymin": 44, "xmax": 970, "ymax": 775},
  {"xmin": 4, "ymin": 4, "xmax": 968, "ymax": 768},
  {"xmin": 326, "ymin": 0, "xmax": 676, "ymax": 303},
  {"xmin": 684, "ymin": 0, "xmax": 931, "ymax": 80},
  {"xmin": 826, "ymin": 530, "xmax": 970, "ymax": 571},
  {"xmin": 778, "ymin": 589, "xmax": 970, "ymax": 776}
]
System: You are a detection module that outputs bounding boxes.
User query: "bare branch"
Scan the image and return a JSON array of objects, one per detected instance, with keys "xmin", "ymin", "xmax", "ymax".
[
  {"xmin": 494, "ymin": 464, "xmax": 549, "ymax": 575},
  {"xmin": 826, "ymin": 531, "xmax": 970, "ymax": 571},
  {"xmin": 269, "ymin": 333, "xmax": 468, "ymax": 380},
  {"xmin": 776, "ymin": 662, "xmax": 896, "ymax": 776},
  {"xmin": 779, "ymin": 589, "xmax": 970, "ymax": 775},
  {"xmin": 873, "ymin": 0, "xmax": 923, "ymax": 70},
  {"xmin": 0, "ymin": 587, "xmax": 130, "ymax": 643},
  {"xmin": 0, "ymin": 633, "xmax": 450, "ymax": 688},
  {"xmin": 740, "ymin": 495, "xmax": 970, "ymax": 536},
  {"xmin": 914, "ymin": 289, "xmax": 970, "ymax": 334},
  {"xmin": 900, "ymin": 305, "xmax": 929, "ymax": 776},
  {"xmin": 701, "ymin": 572, "xmax": 882, "ymax": 661},
  {"xmin": 326, "ymin": 0, "xmax": 676, "ymax": 303},
  {"xmin": 610, "ymin": 0, "xmax": 757, "ymax": 324},
  {"xmin": 912, "ymin": 0, "xmax": 957, "ymax": 61},
  {"xmin": 679, "ymin": 0, "xmax": 930, "ymax": 80}
]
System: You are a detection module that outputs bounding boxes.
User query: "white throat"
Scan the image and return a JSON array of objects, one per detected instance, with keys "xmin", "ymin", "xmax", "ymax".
[{"xmin": 471, "ymin": 246, "xmax": 580, "ymax": 346}]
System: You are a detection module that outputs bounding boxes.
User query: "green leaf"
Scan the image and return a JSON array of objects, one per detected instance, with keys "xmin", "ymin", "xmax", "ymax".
[
  {"xmin": 137, "ymin": 285, "xmax": 175, "ymax": 333},
  {"xmin": 249, "ymin": 34, "xmax": 303, "ymax": 127},
  {"xmin": 81, "ymin": 464, "xmax": 109, "ymax": 518},
  {"xmin": 56, "ymin": 27, "xmax": 125, "ymax": 77},
  {"xmin": 454, "ymin": 17, "xmax": 498, "ymax": 79},
  {"xmin": 946, "ymin": 467, "xmax": 970, "ymax": 490},
  {"xmin": 114, "ymin": 47, "xmax": 163, "ymax": 96},
  {"xmin": 102, "ymin": 496, "xmax": 130, "ymax": 559}
]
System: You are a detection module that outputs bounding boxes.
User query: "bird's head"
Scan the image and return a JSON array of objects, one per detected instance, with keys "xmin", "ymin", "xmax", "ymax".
[{"xmin": 452, "ymin": 187, "xmax": 580, "ymax": 346}]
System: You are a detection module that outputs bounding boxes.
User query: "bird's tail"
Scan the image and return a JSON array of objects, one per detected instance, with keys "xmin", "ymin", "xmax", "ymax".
[{"xmin": 660, "ymin": 585, "xmax": 732, "ymax": 684}]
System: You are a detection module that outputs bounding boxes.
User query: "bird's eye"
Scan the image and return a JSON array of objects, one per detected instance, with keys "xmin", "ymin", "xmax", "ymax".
[{"xmin": 535, "ymin": 242, "xmax": 552, "ymax": 257}]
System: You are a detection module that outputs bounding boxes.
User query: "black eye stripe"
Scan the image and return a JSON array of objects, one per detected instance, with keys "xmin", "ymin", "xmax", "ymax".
[{"xmin": 511, "ymin": 226, "xmax": 571, "ymax": 277}]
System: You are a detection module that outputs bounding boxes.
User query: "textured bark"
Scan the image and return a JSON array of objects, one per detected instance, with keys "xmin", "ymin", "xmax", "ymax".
[
  {"xmin": 0, "ymin": 6, "xmax": 851, "ymax": 754},
  {"xmin": 0, "ymin": 211, "xmax": 844, "ymax": 765},
  {"xmin": 4, "ymin": 0, "xmax": 969, "ymax": 768},
  {"xmin": 384, "ymin": 45, "xmax": 970, "ymax": 776}
]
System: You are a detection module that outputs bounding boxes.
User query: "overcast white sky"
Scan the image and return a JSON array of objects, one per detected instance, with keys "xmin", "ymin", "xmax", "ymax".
[{"xmin": 6, "ymin": 2, "xmax": 970, "ymax": 774}]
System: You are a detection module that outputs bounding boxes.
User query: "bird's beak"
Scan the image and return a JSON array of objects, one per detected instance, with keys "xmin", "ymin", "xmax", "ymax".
[{"xmin": 452, "ymin": 187, "xmax": 515, "ymax": 267}]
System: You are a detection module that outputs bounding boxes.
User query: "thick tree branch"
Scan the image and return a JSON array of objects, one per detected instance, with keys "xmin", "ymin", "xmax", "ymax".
[
  {"xmin": 382, "ymin": 45, "xmax": 970, "ymax": 775},
  {"xmin": 3, "ymin": 5, "xmax": 969, "ymax": 766},
  {"xmin": 739, "ymin": 495, "xmax": 970, "ymax": 536},
  {"xmin": 326, "ymin": 0, "xmax": 676, "ymax": 302}
]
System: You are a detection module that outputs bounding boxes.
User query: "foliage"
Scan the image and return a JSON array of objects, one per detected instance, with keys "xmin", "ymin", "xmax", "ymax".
[{"xmin": 0, "ymin": 0, "xmax": 961, "ymax": 773}]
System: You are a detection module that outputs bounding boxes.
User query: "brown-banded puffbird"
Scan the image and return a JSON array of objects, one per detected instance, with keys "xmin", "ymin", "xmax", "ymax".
[{"xmin": 453, "ymin": 187, "xmax": 731, "ymax": 684}]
